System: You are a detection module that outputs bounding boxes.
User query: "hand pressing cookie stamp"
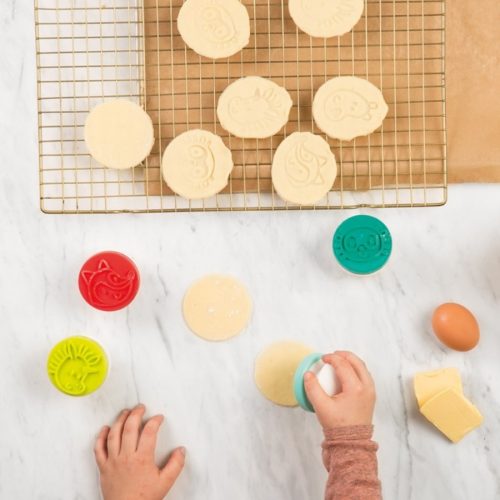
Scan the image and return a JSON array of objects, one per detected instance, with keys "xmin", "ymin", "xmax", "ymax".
[
  {"xmin": 84, "ymin": 99, "xmax": 155, "ymax": 170},
  {"xmin": 289, "ymin": 0, "xmax": 364, "ymax": 38},
  {"xmin": 162, "ymin": 129, "xmax": 234, "ymax": 199},
  {"xmin": 177, "ymin": 0, "xmax": 250, "ymax": 59},
  {"xmin": 313, "ymin": 77, "xmax": 388, "ymax": 141},
  {"xmin": 217, "ymin": 76, "xmax": 293, "ymax": 138},
  {"xmin": 254, "ymin": 341, "xmax": 339, "ymax": 409},
  {"xmin": 271, "ymin": 132, "xmax": 337, "ymax": 205},
  {"xmin": 183, "ymin": 274, "xmax": 252, "ymax": 341}
]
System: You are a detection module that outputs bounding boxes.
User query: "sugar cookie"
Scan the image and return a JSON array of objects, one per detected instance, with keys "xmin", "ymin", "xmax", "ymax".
[
  {"xmin": 84, "ymin": 99, "xmax": 155, "ymax": 170},
  {"xmin": 217, "ymin": 76, "xmax": 293, "ymax": 139},
  {"xmin": 313, "ymin": 77, "xmax": 388, "ymax": 141},
  {"xmin": 162, "ymin": 129, "xmax": 233, "ymax": 199},
  {"xmin": 272, "ymin": 132, "xmax": 337, "ymax": 205},
  {"xmin": 254, "ymin": 341, "xmax": 313, "ymax": 407},
  {"xmin": 177, "ymin": 0, "xmax": 250, "ymax": 59},
  {"xmin": 289, "ymin": 0, "xmax": 364, "ymax": 38},
  {"xmin": 183, "ymin": 274, "xmax": 252, "ymax": 341}
]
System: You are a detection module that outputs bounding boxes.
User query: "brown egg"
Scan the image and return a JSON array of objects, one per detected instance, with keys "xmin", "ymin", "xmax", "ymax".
[{"xmin": 432, "ymin": 303, "xmax": 480, "ymax": 351}]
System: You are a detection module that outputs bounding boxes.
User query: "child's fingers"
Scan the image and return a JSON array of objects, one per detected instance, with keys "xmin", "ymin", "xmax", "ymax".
[
  {"xmin": 160, "ymin": 447, "xmax": 186, "ymax": 492},
  {"xmin": 120, "ymin": 404, "xmax": 146, "ymax": 454},
  {"xmin": 107, "ymin": 409, "xmax": 130, "ymax": 457},
  {"xmin": 303, "ymin": 371, "xmax": 330, "ymax": 410},
  {"xmin": 137, "ymin": 415, "xmax": 164, "ymax": 457},
  {"xmin": 323, "ymin": 354, "xmax": 362, "ymax": 392},
  {"xmin": 94, "ymin": 425, "xmax": 110, "ymax": 468},
  {"xmin": 335, "ymin": 351, "xmax": 374, "ymax": 388}
]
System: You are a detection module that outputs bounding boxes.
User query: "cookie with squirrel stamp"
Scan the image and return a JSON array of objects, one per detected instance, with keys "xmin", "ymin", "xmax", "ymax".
[{"xmin": 78, "ymin": 251, "xmax": 140, "ymax": 311}]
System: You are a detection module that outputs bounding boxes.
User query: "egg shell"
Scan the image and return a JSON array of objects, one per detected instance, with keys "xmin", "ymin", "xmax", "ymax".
[{"xmin": 432, "ymin": 303, "xmax": 480, "ymax": 352}]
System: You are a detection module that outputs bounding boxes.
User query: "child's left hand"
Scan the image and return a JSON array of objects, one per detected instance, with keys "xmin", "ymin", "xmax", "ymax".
[{"xmin": 94, "ymin": 404, "xmax": 186, "ymax": 500}]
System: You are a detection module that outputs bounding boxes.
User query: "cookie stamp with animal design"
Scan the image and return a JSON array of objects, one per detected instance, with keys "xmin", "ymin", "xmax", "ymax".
[
  {"xmin": 217, "ymin": 76, "xmax": 293, "ymax": 139},
  {"xmin": 78, "ymin": 251, "xmax": 140, "ymax": 311}
]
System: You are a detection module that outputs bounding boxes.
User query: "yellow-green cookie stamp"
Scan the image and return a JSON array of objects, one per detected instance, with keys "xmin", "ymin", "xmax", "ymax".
[{"xmin": 47, "ymin": 336, "xmax": 108, "ymax": 396}]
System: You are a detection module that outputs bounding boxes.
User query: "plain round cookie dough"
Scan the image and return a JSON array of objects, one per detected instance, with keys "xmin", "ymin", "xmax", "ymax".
[
  {"xmin": 255, "ymin": 341, "xmax": 313, "ymax": 407},
  {"xmin": 183, "ymin": 275, "xmax": 252, "ymax": 341},
  {"xmin": 289, "ymin": 0, "xmax": 364, "ymax": 38},
  {"xmin": 272, "ymin": 132, "xmax": 337, "ymax": 205},
  {"xmin": 84, "ymin": 99, "xmax": 155, "ymax": 170},
  {"xmin": 177, "ymin": 0, "xmax": 250, "ymax": 59},
  {"xmin": 162, "ymin": 129, "xmax": 234, "ymax": 199},
  {"xmin": 313, "ymin": 76, "xmax": 388, "ymax": 141},
  {"xmin": 217, "ymin": 76, "xmax": 293, "ymax": 139}
]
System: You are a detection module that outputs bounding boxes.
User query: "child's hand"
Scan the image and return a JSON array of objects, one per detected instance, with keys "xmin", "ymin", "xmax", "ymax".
[
  {"xmin": 94, "ymin": 404, "xmax": 186, "ymax": 500},
  {"xmin": 304, "ymin": 351, "xmax": 375, "ymax": 430}
]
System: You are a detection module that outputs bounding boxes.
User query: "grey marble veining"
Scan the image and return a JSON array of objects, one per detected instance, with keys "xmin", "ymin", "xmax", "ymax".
[{"xmin": 1, "ymin": 2, "xmax": 500, "ymax": 500}]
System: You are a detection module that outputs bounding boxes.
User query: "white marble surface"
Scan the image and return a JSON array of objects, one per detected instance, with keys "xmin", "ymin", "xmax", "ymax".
[{"xmin": 2, "ymin": 2, "xmax": 500, "ymax": 500}]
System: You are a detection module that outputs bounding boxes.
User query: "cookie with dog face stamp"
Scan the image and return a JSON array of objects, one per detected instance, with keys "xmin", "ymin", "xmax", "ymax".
[{"xmin": 313, "ymin": 77, "xmax": 388, "ymax": 141}]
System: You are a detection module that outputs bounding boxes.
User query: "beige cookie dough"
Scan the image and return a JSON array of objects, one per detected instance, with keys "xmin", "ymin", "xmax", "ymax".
[
  {"xmin": 162, "ymin": 129, "xmax": 233, "ymax": 199},
  {"xmin": 183, "ymin": 274, "xmax": 252, "ymax": 341},
  {"xmin": 177, "ymin": 0, "xmax": 250, "ymax": 59},
  {"xmin": 254, "ymin": 341, "xmax": 313, "ymax": 407},
  {"xmin": 313, "ymin": 76, "xmax": 388, "ymax": 141},
  {"xmin": 289, "ymin": 0, "xmax": 364, "ymax": 38},
  {"xmin": 217, "ymin": 76, "xmax": 293, "ymax": 139},
  {"xmin": 272, "ymin": 132, "xmax": 337, "ymax": 205},
  {"xmin": 84, "ymin": 99, "xmax": 155, "ymax": 170}
]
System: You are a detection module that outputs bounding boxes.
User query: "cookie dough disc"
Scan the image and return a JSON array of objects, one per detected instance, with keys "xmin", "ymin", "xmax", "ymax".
[
  {"xmin": 178, "ymin": 0, "xmax": 250, "ymax": 59},
  {"xmin": 84, "ymin": 99, "xmax": 155, "ymax": 170},
  {"xmin": 289, "ymin": 0, "xmax": 364, "ymax": 38},
  {"xmin": 272, "ymin": 132, "xmax": 337, "ymax": 205},
  {"xmin": 255, "ymin": 341, "xmax": 313, "ymax": 407},
  {"xmin": 217, "ymin": 76, "xmax": 293, "ymax": 138},
  {"xmin": 162, "ymin": 129, "xmax": 234, "ymax": 199},
  {"xmin": 183, "ymin": 275, "xmax": 252, "ymax": 341},
  {"xmin": 313, "ymin": 77, "xmax": 388, "ymax": 141}
]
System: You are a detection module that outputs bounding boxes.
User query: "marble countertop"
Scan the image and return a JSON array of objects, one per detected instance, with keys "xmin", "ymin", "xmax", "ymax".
[{"xmin": 1, "ymin": 2, "xmax": 500, "ymax": 500}]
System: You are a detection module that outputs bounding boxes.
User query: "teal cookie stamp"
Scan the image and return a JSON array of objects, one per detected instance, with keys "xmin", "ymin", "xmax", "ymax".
[{"xmin": 333, "ymin": 215, "xmax": 392, "ymax": 275}]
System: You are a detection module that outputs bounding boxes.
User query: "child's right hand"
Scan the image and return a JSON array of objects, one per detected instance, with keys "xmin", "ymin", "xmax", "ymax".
[{"xmin": 304, "ymin": 351, "xmax": 376, "ymax": 430}]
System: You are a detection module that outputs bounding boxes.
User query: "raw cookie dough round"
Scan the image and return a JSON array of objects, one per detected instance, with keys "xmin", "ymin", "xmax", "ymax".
[
  {"xmin": 217, "ymin": 76, "xmax": 293, "ymax": 139},
  {"xmin": 255, "ymin": 341, "xmax": 313, "ymax": 407},
  {"xmin": 183, "ymin": 274, "xmax": 252, "ymax": 341},
  {"xmin": 289, "ymin": 0, "xmax": 364, "ymax": 38},
  {"xmin": 177, "ymin": 0, "xmax": 250, "ymax": 59},
  {"xmin": 162, "ymin": 129, "xmax": 234, "ymax": 199},
  {"xmin": 84, "ymin": 99, "xmax": 155, "ymax": 170},
  {"xmin": 313, "ymin": 76, "xmax": 388, "ymax": 141},
  {"xmin": 272, "ymin": 132, "xmax": 337, "ymax": 205}
]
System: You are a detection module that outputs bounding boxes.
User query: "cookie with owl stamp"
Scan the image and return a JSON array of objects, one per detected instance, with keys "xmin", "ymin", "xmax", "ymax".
[
  {"xmin": 162, "ymin": 129, "xmax": 234, "ymax": 200},
  {"xmin": 177, "ymin": 0, "xmax": 250, "ymax": 59}
]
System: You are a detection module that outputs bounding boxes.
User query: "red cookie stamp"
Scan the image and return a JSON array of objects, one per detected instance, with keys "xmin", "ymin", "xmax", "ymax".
[{"xmin": 78, "ymin": 251, "xmax": 140, "ymax": 311}]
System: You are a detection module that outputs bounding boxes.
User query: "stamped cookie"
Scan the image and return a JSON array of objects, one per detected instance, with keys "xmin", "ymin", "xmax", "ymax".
[
  {"xmin": 84, "ymin": 99, "xmax": 154, "ymax": 170},
  {"xmin": 177, "ymin": 0, "xmax": 250, "ymax": 59},
  {"xmin": 313, "ymin": 76, "xmax": 389, "ymax": 141},
  {"xmin": 162, "ymin": 129, "xmax": 233, "ymax": 199},
  {"xmin": 217, "ymin": 76, "xmax": 293, "ymax": 139},
  {"xmin": 272, "ymin": 132, "xmax": 337, "ymax": 205},
  {"xmin": 288, "ymin": 0, "xmax": 364, "ymax": 38}
]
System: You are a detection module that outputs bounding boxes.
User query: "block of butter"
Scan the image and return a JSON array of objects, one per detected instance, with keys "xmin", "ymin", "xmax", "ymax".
[
  {"xmin": 419, "ymin": 387, "xmax": 483, "ymax": 443},
  {"xmin": 414, "ymin": 368, "xmax": 463, "ymax": 407}
]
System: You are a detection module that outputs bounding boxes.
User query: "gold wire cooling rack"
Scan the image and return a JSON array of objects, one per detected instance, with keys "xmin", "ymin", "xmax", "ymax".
[{"xmin": 35, "ymin": 0, "xmax": 447, "ymax": 213}]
